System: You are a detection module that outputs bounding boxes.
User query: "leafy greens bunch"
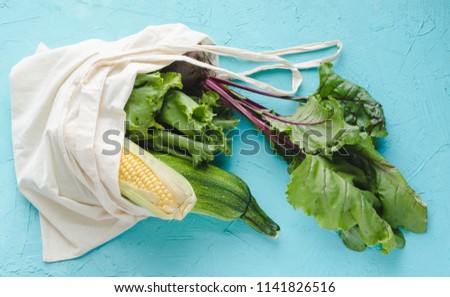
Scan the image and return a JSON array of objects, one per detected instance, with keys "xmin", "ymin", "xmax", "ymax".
[
  {"xmin": 124, "ymin": 59, "xmax": 427, "ymax": 254},
  {"xmin": 124, "ymin": 71, "xmax": 238, "ymax": 165},
  {"xmin": 204, "ymin": 62, "xmax": 427, "ymax": 253}
]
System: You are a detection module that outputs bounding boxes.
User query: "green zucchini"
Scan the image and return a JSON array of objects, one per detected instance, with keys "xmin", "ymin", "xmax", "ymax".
[{"xmin": 154, "ymin": 153, "xmax": 280, "ymax": 238}]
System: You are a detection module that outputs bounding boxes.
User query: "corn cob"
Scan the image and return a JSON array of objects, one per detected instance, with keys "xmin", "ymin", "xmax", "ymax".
[{"xmin": 118, "ymin": 138, "xmax": 196, "ymax": 220}]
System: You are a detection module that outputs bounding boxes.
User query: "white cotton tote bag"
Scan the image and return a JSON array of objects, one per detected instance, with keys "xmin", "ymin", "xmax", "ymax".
[{"xmin": 10, "ymin": 23, "xmax": 341, "ymax": 262}]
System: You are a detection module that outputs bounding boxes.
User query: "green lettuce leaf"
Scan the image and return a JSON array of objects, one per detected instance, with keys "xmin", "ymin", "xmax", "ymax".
[
  {"xmin": 157, "ymin": 89, "xmax": 234, "ymax": 164},
  {"xmin": 338, "ymin": 226, "xmax": 367, "ymax": 252},
  {"xmin": 124, "ymin": 72, "xmax": 182, "ymax": 136},
  {"xmin": 124, "ymin": 71, "xmax": 239, "ymax": 165},
  {"xmin": 265, "ymin": 95, "xmax": 363, "ymax": 155},
  {"xmin": 200, "ymin": 91, "xmax": 240, "ymax": 130},
  {"xmin": 159, "ymin": 89, "xmax": 214, "ymax": 136},
  {"xmin": 198, "ymin": 90, "xmax": 220, "ymax": 107},
  {"xmin": 287, "ymin": 154, "xmax": 399, "ymax": 253},
  {"xmin": 339, "ymin": 226, "xmax": 405, "ymax": 252},
  {"xmin": 316, "ymin": 62, "xmax": 388, "ymax": 138},
  {"xmin": 286, "ymin": 134, "xmax": 427, "ymax": 253},
  {"xmin": 346, "ymin": 138, "xmax": 428, "ymax": 233}
]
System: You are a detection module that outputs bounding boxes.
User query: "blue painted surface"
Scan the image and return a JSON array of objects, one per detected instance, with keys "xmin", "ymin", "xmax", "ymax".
[{"xmin": 1, "ymin": 0, "xmax": 449, "ymax": 276}]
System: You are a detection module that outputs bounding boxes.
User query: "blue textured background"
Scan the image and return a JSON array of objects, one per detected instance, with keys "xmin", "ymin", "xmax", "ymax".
[{"xmin": 1, "ymin": 0, "xmax": 449, "ymax": 276}]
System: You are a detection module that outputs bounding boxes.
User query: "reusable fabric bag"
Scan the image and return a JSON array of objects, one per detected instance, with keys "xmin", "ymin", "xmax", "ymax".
[{"xmin": 10, "ymin": 23, "xmax": 341, "ymax": 262}]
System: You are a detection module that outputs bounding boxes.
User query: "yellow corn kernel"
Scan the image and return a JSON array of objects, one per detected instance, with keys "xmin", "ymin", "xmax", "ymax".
[{"xmin": 119, "ymin": 148, "xmax": 177, "ymax": 208}]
